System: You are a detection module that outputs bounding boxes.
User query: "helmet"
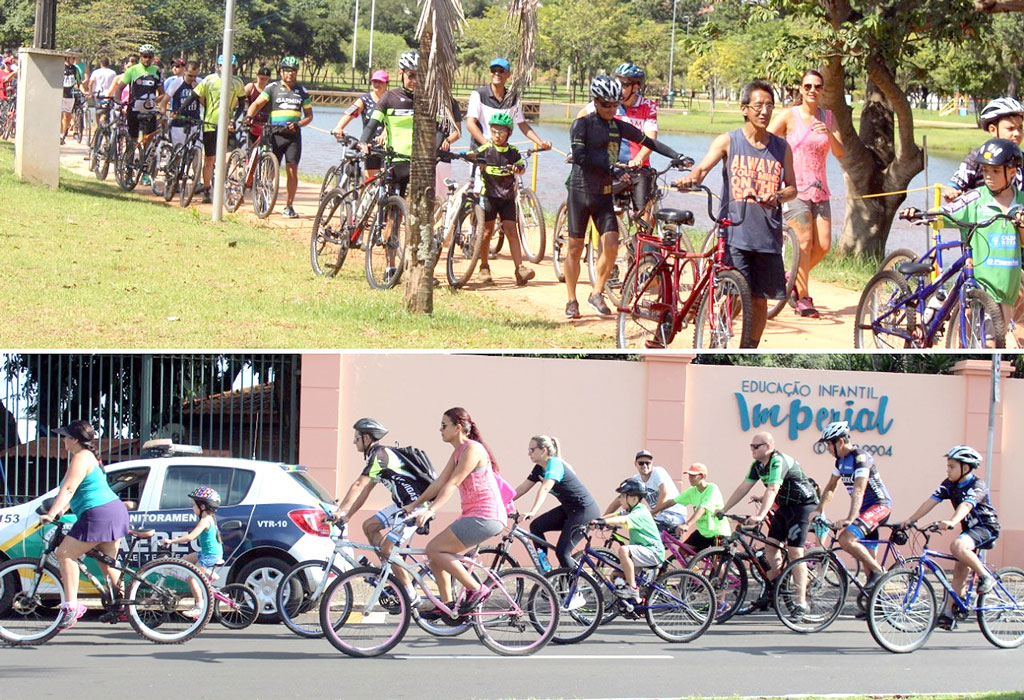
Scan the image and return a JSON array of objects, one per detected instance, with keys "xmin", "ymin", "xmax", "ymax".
[
  {"xmin": 279, "ymin": 56, "xmax": 300, "ymax": 70},
  {"xmin": 488, "ymin": 112, "xmax": 514, "ymax": 129},
  {"xmin": 819, "ymin": 421, "xmax": 851, "ymax": 443},
  {"xmin": 353, "ymin": 417, "xmax": 388, "ymax": 440},
  {"xmin": 975, "ymin": 138, "xmax": 1023, "ymax": 168},
  {"xmin": 613, "ymin": 61, "xmax": 645, "ymax": 84},
  {"xmin": 217, "ymin": 54, "xmax": 238, "ymax": 67},
  {"xmin": 978, "ymin": 97, "xmax": 1024, "ymax": 130},
  {"xmin": 590, "ymin": 74, "xmax": 622, "ymax": 103},
  {"xmin": 944, "ymin": 445, "xmax": 982, "ymax": 467},
  {"xmin": 188, "ymin": 486, "xmax": 222, "ymax": 510},
  {"xmin": 399, "ymin": 51, "xmax": 418, "ymax": 72},
  {"xmin": 138, "ymin": 44, "xmax": 157, "ymax": 56},
  {"xmin": 616, "ymin": 476, "xmax": 647, "ymax": 497}
]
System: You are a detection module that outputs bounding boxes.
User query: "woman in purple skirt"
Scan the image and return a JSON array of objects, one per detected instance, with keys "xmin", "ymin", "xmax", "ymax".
[{"xmin": 40, "ymin": 420, "xmax": 130, "ymax": 631}]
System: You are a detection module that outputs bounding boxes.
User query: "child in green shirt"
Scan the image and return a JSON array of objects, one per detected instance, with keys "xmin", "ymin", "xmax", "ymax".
[
  {"xmin": 593, "ymin": 476, "xmax": 665, "ymax": 599},
  {"xmin": 653, "ymin": 462, "xmax": 730, "ymax": 554}
]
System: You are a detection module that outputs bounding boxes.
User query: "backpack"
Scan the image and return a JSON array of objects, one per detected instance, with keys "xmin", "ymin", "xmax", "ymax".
[{"xmin": 386, "ymin": 445, "xmax": 438, "ymax": 486}]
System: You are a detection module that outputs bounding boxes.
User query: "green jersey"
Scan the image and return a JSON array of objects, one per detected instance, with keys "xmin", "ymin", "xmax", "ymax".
[
  {"xmin": 942, "ymin": 185, "xmax": 1024, "ymax": 305},
  {"xmin": 193, "ymin": 73, "xmax": 245, "ymax": 133},
  {"xmin": 623, "ymin": 502, "xmax": 665, "ymax": 561},
  {"xmin": 745, "ymin": 451, "xmax": 818, "ymax": 507},
  {"xmin": 368, "ymin": 87, "xmax": 414, "ymax": 160},
  {"xmin": 673, "ymin": 483, "xmax": 731, "ymax": 539}
]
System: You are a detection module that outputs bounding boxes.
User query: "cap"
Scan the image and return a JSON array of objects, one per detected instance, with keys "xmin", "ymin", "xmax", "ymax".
[
  {"xmin": 173, "ymin": 58, "xmax": 185, "ymax": 67},
  {"xmin": 683, "ymin": 462, "xmax": 708, "ymax": 476},
  {"xmin": 635, "ymin": 449, "xmax": 653, "ymax": 460},
  {"xmin": 257, "ymin": 66, "xmax": 271, "ymax": 77},
  {"xmin": 370, "ymin": 69, "xmax": 389, "ymax": 83},
  {"xmin": 489, "ymin": 57, "xmax": 511, "ymax": 71},
  {"xmin": 55, "ymin": 422, "xmax": 93, "ymax": 443}
]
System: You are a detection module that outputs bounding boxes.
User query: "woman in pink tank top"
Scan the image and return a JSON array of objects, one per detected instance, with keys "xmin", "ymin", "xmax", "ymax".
[
  {"xmin": 405, "ymin": 407, "xmax": 507, "ymax": 617},
  {"xmin": 768, "ymin": 69, "xmax": 845, "ymax": 319}
]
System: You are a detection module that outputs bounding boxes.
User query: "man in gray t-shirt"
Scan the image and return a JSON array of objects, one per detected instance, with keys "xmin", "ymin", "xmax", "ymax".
[{"xmin": 603, "ymin": 450, "xmax": 688, "ymax": 527}]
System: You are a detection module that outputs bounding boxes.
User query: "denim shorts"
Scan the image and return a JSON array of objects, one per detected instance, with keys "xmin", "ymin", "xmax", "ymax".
[{"xmin": 197, "ymin": 553, "xmax": 222, "ymax": 569}]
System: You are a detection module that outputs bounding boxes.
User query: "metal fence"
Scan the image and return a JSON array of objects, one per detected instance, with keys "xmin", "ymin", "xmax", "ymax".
[{"xmin": 0, "ymin": 354, "xmax": 301, "ymax": 506}]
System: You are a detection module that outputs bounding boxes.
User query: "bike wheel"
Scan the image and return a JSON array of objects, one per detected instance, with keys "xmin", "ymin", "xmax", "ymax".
[
  {"xmin": 867, "ymin": 567, "xmax": 937, "ymax": 653},
  {"xmin": 311, "ymin": 188, "xmax": 352, "ymax": 278},
  {"xmin": 407, "ymin": 558, "xmax": 473, "ymax": 637},
  {"xmin": 488, "ymin": 226, "xmax": 504, "ymax": 256},
  {"xmin": 978, "ymin": 566, "xmax": 1024, "ymax": 649},
  {"xmin": 95, "ymin": 131, "xmax": 112, "ymax": 181},
  {"xmin": 946, "ymin": 287, "xmax": 1007, "ymax": 349},
  {"xmin": 224, "ymin": 148, "xmax": 246, "ymax": 213},
  {"xmin": 90, "ymin": 129, "xmax": 106, "ymax": 176},
  {"xmin": 603, "ymin": 215, "xmax": 632, "ymax": 308},
  {"xmin": 879, "ymin": 248, "xmax": 918, "ymax": 274},
  {"xmin": 72, "ymin": 106, "xmax": 84, "ymax": 143},
  {"xmin": 215, "ymin": 583, "xmax": 259, "ymax": 630},
  {"xmin": 0, "ymin": 558, "xmax": 65, "ymax": 645},
  {"xmin": 319, "ymin": 566, "xmax": 410, "ymax": 658},
  {"xmin": 551, "ymin": 202, "xmax": 568, "ymax": 283},
  {"xmin": 693, "ymin": 268, "xmax": 755, "ymax": 348},
  {"xmin": 366, "ymin": 195, "xmax": 408, "ymax": 289},
  {"xmin": 115, "ymin": 134, "xmax": 141, "ymax": 191},
  {"xmin": 590, "ymin": 547, "xmax": 622, "ymax": 624},
  {"xmin": 854, "ymin": 270, "xmax": 915, "ymax": 349},
  {"xmin": 687, "ymin": 547, "xmax": 748, "ymax": 623},
  {"xmin": 773, "ymin": 552, "xmax": 847, "ymax": 633},
  {"xmin": 127, "ymin": 558, "xmax": 213, "ymax": 644},
  {"xmin": 518, "ymin": 187, "xmax": 546, "ymax": 263},
  {"xmin": 473, "ymin": 567, "xmax": 559, "ymax": 656},
  {"xmin": 320, "ymin": 165, "xmax": 339, "ymax": 202},
  {"xmin": 645, "ymin": 569, "xmax": 715, "ymax": 643},
  {"xmin": 545, "ymin": 567, "xmax": 603, "ymax": 645},
  {"xmin": 253, "ymin": 151, "xmax": 280, "ymax": 219},
  {"xmin": 150, "ymin": 141, "xmax": 173, "ymax": 198},
  {"xmin": 617, "ymin": 253, "xmax": 673, "ymax": 349},
  {"xmin": 767, "ymin": 225, "xmax": 799, "ymax": 319},
  {"xmin": 179, "ymin": 146, "xmax": 203, "ymax": 208},
  {"xmin": 276, "ymin": 560, "xmax": 346, "ymax": 638},
  {"xmin": 895, "ymin": 556, "xmax": 948, "ymax": 615},
  {"xmin": 446, "ymin": 201, "xmax": 483, "ymax": 288}
]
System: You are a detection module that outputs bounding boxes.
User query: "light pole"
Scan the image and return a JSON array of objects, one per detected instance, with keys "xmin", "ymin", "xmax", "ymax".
[{"xmin": 667, "ymin": 0, "xmax": 678, "ymax": 96}]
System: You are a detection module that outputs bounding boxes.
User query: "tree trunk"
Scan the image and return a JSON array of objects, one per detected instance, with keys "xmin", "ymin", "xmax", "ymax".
[
  {"xmin": 403, "ymin": 29, "xmax": 442, "ymax": 313},
  {"xmin": 0, "ymin": 400, "xmax": 21, "ymax": 453}
]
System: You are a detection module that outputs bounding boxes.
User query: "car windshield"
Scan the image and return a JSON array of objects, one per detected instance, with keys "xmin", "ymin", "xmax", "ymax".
[{"xmin": 287, "ymin": 470, "xmax": 333, "ymax": 504}]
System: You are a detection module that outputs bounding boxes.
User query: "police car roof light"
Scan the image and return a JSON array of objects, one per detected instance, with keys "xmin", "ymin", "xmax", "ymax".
[{"xmin": 140, "ymin": 439, "xmax": 205, "ymax": 457}]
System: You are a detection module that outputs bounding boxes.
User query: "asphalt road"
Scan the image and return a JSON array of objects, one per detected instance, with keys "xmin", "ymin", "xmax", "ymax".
[{"xmin": 3, "ymin": 610, "xmax": 1021, "ymax": 700}]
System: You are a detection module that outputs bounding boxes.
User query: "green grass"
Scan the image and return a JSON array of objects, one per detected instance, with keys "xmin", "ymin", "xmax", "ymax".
[{"xmin": 0, "ymin": 141, "xmax": 602, "ymax": 349}]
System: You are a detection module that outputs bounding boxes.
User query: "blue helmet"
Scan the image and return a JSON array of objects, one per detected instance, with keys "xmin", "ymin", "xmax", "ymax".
[
  {"xmin": 613, "ymin": 62, "xmax": 645, "ymax": 84},
  {"xmin": 217, "ymin": 54, "xmax": 238, "ymax": 67}
]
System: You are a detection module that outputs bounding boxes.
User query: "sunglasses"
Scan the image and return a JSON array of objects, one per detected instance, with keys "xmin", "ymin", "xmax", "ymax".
[
  {"xmin": 636, "ymin": 460, "xmax": 652, "ymax": 466},
  {"xmin": 749, "ymin": 442, "xmax": 767, "ymax": 449},
  {"xmin": 140, "ymin": 54, "xmax": 154, "ymax": 59},
  {"xmin": 490, "ymin": 66, "xmax": 508, "ymax": 74},
  {"xmin": 596, "ymin": 99, "xmax": 619, "ymax": 109},
  {"xmin": 619, "ymin": 80, "xmax": 637, "ymax": 88},
  {"xmin": 802, "ymin": 83, "xmax": 823, "ymax": 91}
]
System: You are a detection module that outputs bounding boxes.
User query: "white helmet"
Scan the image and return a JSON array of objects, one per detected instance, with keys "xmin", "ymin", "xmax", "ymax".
[
  {"xmin": 944, "ymin": 445, "xmax": 982, "ymax": 467},
  {"xmin": 979, "ymin": 97, "xmax": 1024, "ymax": 130},
  {"xmin": 399, "ymin": 51, "xmax": 418, "ymax": 72},
  {"xmin": 590, "ymin": 74, "xmax": 622, "ymax": 103},
  {"xmin": 819, "ymin": 421, "xmax": 850, "ymax": 443}
]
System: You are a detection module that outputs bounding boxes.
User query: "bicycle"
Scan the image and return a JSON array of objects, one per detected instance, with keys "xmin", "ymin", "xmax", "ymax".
[
  {"xmin": 88, "ymin": 97, "xmax": 117, "ymax": 181},
  {"xmin": 153, "ymin": 542, "xmax": 259, "ymax": 630},
  {"xmin": 866, "ymin": 522, "xmax": 1024, "ymax": 653},
  {"xmin": 0, "ymin": 93, "xmax": 16, "ymax": 140},
  {"xmin": 159, "ymin": 116, "xmax": 205, "ymax": 207},
  {"xmin": 224, "ymin": 122, "xmax": 280, "ymax": 219},
  {"xmin": 319, "ymin": 133, "xmax": 364, "ymax": 202},
  {"xmin": 854, "ymin": 208, "xmax": 1011, "ymax": 348},
  {"xmin": 0, "ymin": 500, "xmax": 213, "ymax": 646},
  {"xmin": 616, "ymin": 182, "xmax": 756, "ymax": 348},
  {"xmin": 485, "ymin": 149, "xmax": 547, "ymax": 263},
  {"xmin": 70, "ymin": 90, "xmax": 89, "ymax": 145},
  {"xmin": 543, "ymin": 523, "xmax": 715, "ymax": 645},
  {"xmin": 317, "ymin": 512, "xmax": 560, "ymax": 657},
  {"xmin": 114, "ymin": 111, "xmax": 164, "ymax": 193}
]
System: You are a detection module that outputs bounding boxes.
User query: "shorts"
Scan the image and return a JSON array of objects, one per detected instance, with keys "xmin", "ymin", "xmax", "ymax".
[
  {"xmin": 683, "ymin": 531, "xmax": 720, "ymax": 554},
  {"xmin": 373, "ymin": 504, "xmax": 410, "ymax": 544},
  {"xmin": 389, "ymin": 160, "xmax": 410, "ymax": 198},
  {"xmin": 784, "ymin": 198, "xmax": 832, "ymax": 221},
  {"xmin": 766, "ymin": 502, "xmax": 817, "ymax": 548},
  {"xmin": 959, "ymin": 524, "xmax": 999, "ymax": 551},
  {"xmin": 627, "ymin": 544, "xmax": 664, "ymax": 568},
  {"xmin": 450, "ymin": 516, "xmax": 504, "ymax": 549},
  {"xmin": 126, "ymin": 110, "xmax": 158, "ymax": 140},
  {"xmin": 365, "ymin": 153, "xmax": 383, "ymax": 171},
  {"xmin": 845, "ymin": 503, "xmax": 891, "ymax": 540},
  {"xmin": 725, "ymin": 245, "xmax": 786, "ymax": 300},
  {"xmin": 201, "ymin": 129, "xmax": 237, "ymax": 156},
  {"xmin": 567, "ymin": 188, "xmax": 618, "ymax": 239},
  {"xmin": 197, "ymin": 553, "xmax": 222, "ymax": 569},
  {"xmin": 270, "ymin": 128, "xmax": 302, "ymax": 165},
  {"xmin": 169, "ymin": 125, "xmax": 197, "ymax": 146},
  {"xmin": 481, "ymin": 196, "xmax": 517, "ymax": 223},
  {"xmin": 61, "ymin": 97, "xmax": 74, "ymax": 114},
  {"xmin": 67, "ymin": 499, "xmax": 130, "ymax": 543}
]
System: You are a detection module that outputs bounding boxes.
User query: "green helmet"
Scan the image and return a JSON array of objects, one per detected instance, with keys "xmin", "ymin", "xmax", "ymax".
[
  {"xmin": 488, "ymin": 112, "xmax": 514, "ymax": 129},
  {"xmin": 279, "ymin": 56, "xmax": 300, "ymax": 70}
]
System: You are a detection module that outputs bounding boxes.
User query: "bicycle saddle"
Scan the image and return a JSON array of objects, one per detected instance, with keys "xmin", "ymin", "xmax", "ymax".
[
  {"xmin": 896, "ymin": 261, "xmax": 932, "ymax": 276},
  {"xmin": 129, "ymin": 529, "xmax": 156, "ymax": 539},
  {"xmin": 655, "ymin": 208, "xmax": 694, "ymax": 226}
]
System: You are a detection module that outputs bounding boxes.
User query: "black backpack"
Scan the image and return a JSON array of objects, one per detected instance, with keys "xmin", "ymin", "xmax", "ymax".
[{"xmin": 377, "ymin": 444, "xmax": 438, "ymax": 486}]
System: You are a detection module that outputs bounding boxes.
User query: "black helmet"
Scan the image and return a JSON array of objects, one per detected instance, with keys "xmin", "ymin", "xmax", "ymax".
[
  {"xmin": 975, "ymin": 138, "xmax": 1023, "ymax": 169},
  {"xmin": 353, "ymin": 418, "xmax": 388, "ymax": 440},
  {"xmin": 616, "ymin": 476, "xmax": 647, "ymax": 497}
]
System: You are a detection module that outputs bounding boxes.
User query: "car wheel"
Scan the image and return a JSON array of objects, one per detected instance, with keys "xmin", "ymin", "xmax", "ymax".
[{"xmin": 236, "ymin": 556, "xmax": 291, "ymax": 623}]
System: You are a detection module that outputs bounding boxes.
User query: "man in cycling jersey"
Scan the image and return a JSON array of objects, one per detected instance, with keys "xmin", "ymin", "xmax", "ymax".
[
  {"xmin": 359, "ymin": 51, "xmax": 418, "ymax": 196},
  {"xmin": 159, "ymin": 60, "xmax": 201, "ymax": 146},
  {"xmin": 465, "ymin": 57, "xmax": 550, "ymax": 151},
  {"xmin": 108, "ymin": 44, "xmax": 164, "ymax": 147},
  {"xmin": 812, "ymin": 421, "xmax": 891, "ymax": 590},
  {"xmin": 565, "ymin": 73, "xmax": 682, "ymax": 319},
  {"xmin": 719, "ymin": 431, "xmax": 819, "ymax": 615},
  {"xmin": 333, "ymin": 418, "xmax": 431, "ymax": 604},
  {"xmin": 60, "ymin": 54, "xmax": 84, "ymax": 145},
  {"xmin": 944, "ymin": 97, "xmax": 1023, "ymax": 202}
]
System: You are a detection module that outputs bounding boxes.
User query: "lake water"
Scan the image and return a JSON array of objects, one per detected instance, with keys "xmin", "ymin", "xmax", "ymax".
[{"xmin": 303, "ymin": 106, "xmax": 963, "ymax": 255}]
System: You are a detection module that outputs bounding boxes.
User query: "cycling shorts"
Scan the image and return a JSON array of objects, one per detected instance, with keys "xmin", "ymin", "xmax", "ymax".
[
  {"xmin": 365, "ymin": 153, "xmax": 383, "ymax": 171},
  {"xmin": 372, "ymin": 504, "xmax": 410, "ymax": 544},
  {"xmin": 201, "ymin": 129, "xmax": 237, "ymax": 156},
  {"xmin": 724, "ymin": 245, "xmax": 786, "ymax": 300},
  {"xmin": 481, "ymin": 196, "xmax": 516, "ymax": 223},
  {"xmin": 845, "ymin": 503, "xmax": 891, "ymax": 540},
  {"xmin": 767, "ymin": 502, "xmax": 817, "ymax": 548},
  {"xmin": 391, "ymin": 160, "xmax": 410, "ymax": 198},
  {"xmin": 959, "ymin": 524, "xmax": 999, "ymax": 551},
  {"xmin": 269, "ymin": 128, "xmax": 302, "ymax": 165},
  {"xmin": 126, "ymin": 110, "xmax": 157, "ymax": 139},
  {"xmin": 567, "ymin": 188, "xmax": 617, "ymax": 239}
]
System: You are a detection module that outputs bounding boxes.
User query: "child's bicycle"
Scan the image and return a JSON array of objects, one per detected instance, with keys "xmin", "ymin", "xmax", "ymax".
[
  {"xmin": 155, "ymin": 542, "xmax": 259, "ymax": 630},
  {"xmin": 866, "ymin": 522, "xmax": 1024, "ymax": 653}
]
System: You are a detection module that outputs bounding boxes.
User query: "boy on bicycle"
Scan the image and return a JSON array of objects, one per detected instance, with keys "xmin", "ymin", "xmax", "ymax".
[
  {"xmin": 943, "ymin": 97, "xmax": 1023, "ymax": 202},
  {"xmin": 894, "ymin": 445, "xmax": 1000, "ymax": 631},
  {"xmin": 592, "ymin": 476, "xmax": 665, "ymax": 600}
]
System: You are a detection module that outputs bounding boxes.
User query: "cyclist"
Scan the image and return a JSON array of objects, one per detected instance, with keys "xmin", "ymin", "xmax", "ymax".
[
  {"xmin": 86, "ymin": 57, "xmax": 117, "ymax": 127},
  {"xmin": 331, "ymin": 69, "xmax": 389, "ymax": 179},
  {"xmin": 108, "ymin": 44, "xmax": 164, "ymax": 149},
  {"xmin": 60, "ymin": 53, "xmax": 84, "ymax": 144},
  {"xmin": 944, "ymin": 97, "xmax": 1023, "ymax": 202},
  {"xmin": 811, "ymin": 421, "xmax": 891, "ymax": 590},
  {"xmin": 591, "ymin": 476, "xmax": 665, "ymax": 600},
  {"xmin": 246, "ymin": 56, "xmax": 313, "ymax": 218},
  {"xmin": 163, "ymin": 487, "xmax": 223, "ymax": 619},
  {"xmin": 359, "ymin": 51, "xmax": 418, "ymax": 196},
  {"xmin": 652, "ymin": 462, "xmax": 730, "ymax": 554},
  {"xmin": 331, "ymin": 418, "xmax": 431, "ymax": 605},
  {"xmin": 674, "ymin": 79, "xmax": 797, "ymax": 347},
  {"xmin": 159, "ymin": 60, "xmax": 201, "ymax": 146},
  {"xmin": 893, "ymin": 445, "xmax": 1000, "ymax": 631},
  {"xmin": 718, "ymin": 431, "xmax": 818, "ymax": 614},
  {"xmin": 243, "ymin": 66, "xmax": 272, "ymax": 145},
  {"xmin": 512, "ymin": 434, "xmax": 600, "ymax": 568},
  {"xmin": 181, "ymin": 54, "xmax": 245, "ymax": 204},
  {"xmin": 604, "ymin": 449, "xmax": 688, "ymax": 531},
  {"xmin": 162, "ymin": 58, "xmax": 185, "ymax": 96},
  {"xmin": 565, "ymin": 73, "xmax": 682, "ymax": 319}
]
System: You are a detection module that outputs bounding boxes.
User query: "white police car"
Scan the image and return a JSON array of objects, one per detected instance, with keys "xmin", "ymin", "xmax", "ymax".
[{"xmin": 0, "ymin": 441, "xmax": 336, "ymax": 622}]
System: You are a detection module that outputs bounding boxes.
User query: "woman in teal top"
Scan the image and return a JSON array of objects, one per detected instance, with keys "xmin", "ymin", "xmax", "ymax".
[{"xmin": 41, "ymin": 420, "xmax": 130, "ymax": 631}]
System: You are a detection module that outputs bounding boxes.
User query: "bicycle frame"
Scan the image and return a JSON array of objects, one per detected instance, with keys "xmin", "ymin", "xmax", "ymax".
[{"xmin": 812, "ymin": 522, "xmax": 914, "ymax": 596}]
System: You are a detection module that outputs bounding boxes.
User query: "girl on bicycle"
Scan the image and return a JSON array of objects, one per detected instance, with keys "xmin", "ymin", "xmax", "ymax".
[
  {"xmin": 164, "ymin": 486, "xmax": 223, "ymax": 618},
  {"xmin": 513, "ymin": 435, "xmax": 600, "ymax": 567},
  {"xmin": 40, "ymin": 420, "xmax": 131, "ymax": 631}
]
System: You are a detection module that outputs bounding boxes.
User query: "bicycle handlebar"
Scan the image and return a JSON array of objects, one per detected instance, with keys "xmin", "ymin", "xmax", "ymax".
[
  {"xmin": 899, "ymin": 206, "xmax": 1024, "ymax": 232},
  {"xmin": 672, "ymin": 184, "xmax": 763, "ymax": 227}
]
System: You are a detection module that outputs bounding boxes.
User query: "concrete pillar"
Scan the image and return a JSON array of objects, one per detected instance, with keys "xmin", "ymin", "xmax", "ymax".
[
  {"xmin": 643, "ymin": 353, "xmax": 697, "ymax": 481},
  {"xmin": 297, "ymin": 353, "xmax": 345, "ymax": 499},
  {"xmin": 14, "ymin": 47, "xmax": 66, "ymax": 188}
]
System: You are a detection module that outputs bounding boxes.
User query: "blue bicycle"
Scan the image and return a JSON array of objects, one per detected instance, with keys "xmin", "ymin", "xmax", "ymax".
[{"xmin": 866, "ymin": 522, "xmax": 1024, "ymax": 653}]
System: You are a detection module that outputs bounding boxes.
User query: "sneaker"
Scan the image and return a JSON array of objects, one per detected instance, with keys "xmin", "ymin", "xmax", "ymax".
[
  {"xmin": 59, "ymin": 135, "xmax": 66, "ymax": 145},
  {"xmin": 865, "ymin": 571, "xmax": 882, "ymax": 591},
  {"xmin": 181, "ymin": 605, "xmax": 204, "ymax": 620},
  {"xmin": 99, "ymin": 605, "xmax": 127, "ymax": 624},
  {"xmin": 56, "ymin": 602, "xmax": 87, "ymax": 630},
  {"xmin": 458, "ymin": 585, "xmax": 491, "ymax": 615},
  {"xmin": 515, "ymin": 265, "xmax": 535, "ymax": 286},
  {"xmin": 936, "ymin": 613, "xmax": 957, "ymax": 631},
  {"xmin": 201, "ymin": 188, "xmax": 212, "ymax": 204},
  {"xmin": 384, "ymin": 266, "xmax": 397, "ymax": 282},
  {"xmin": 566, "ymin": 592, "xmax": 587, "ymax": 611},
  {"xmin": 282, "ymin": 205, "xmax": 299, "ymax": 219},
  {"xmin": 747, "ymin": 592, "xmax": 772, "ymax": 612},
  {"xmin": 795, "ymin": 296, "xmax": 820, "ymax": 318},
  {"xmin": 588, "ymin": 292, "xmax": 612, "ymax": 316},
  {"xmin": 565, "ymin": 300, "xmax": 581, "ymax": 319},
  {"xmin": 790, "ymin": 602, "xmax": 810, "ymax": 619},
  {"xmin": 978, "ymin": 574, "xmax": 996, "ymax": 595},
  {"xmin": 614, "ymin": 584, "xmax": 640, "ymax": 599},
  {"xmin": 417, "ymin": 606, "xmax": 446, "ymax": 621},
  {"xmin": 478, "ymin": 267, "xmax": 492, "ymax": 284},
  {"xmin": 414, "ymin": 597, "xmax": 437, "ymax": 612}
]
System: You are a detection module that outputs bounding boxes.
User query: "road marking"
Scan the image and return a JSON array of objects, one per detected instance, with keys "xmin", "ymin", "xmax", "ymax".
[{"xmin": 391, "ymin": 654, "xmax": 673, "ymax": 660}]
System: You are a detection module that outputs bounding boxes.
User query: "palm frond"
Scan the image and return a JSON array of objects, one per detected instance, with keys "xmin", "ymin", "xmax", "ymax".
[
  {"xmin": 416, "ymin": 0, "xmax": 466, "ymax": 132},
  {"xmin": 506, "ymin": 0, "xmax": 539, "ymax": 104}
]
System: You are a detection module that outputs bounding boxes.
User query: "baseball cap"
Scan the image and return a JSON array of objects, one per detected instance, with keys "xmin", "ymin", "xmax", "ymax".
[
  {"xmin": 257, "ymin": 66, "xmax": 272, "ymax": 77},
  {"xmin": 635, "ymin": 449, "xmax": 653, "ymax": 460},
  {"xmin": 173, "ymin": 58, "xmax": 185, "ymax": 67},
  {"xmin": 489, "ymin": 57, "xmax": 511, "ymax": 72},
  {"xmin": 370, "ymin": 69, "xmax": 389, "ymax": 83},
  {"xmin": 683, "ymin": 462, "xmax": 708, "ymax": 476}
]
